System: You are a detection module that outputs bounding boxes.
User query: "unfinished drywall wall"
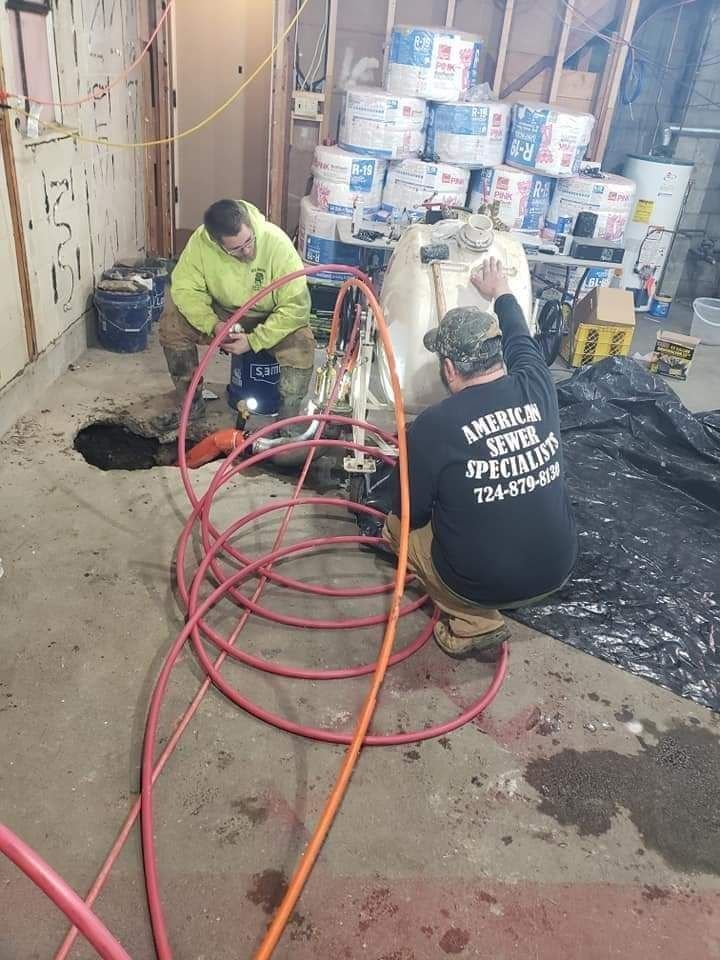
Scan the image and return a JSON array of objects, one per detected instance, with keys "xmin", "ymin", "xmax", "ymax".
[
  {"xmin": 0, "ymin": 160, "xmax": 27, "ymax": 391},
  {"xmin": 0, "ymin": 0, "xmax": 146, "ymax": 395}
]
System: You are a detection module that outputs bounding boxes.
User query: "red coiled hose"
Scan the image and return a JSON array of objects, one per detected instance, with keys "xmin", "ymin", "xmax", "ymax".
[{"xmin": 1, "ymin": 265, "xmax": 507, "ymax": 960}]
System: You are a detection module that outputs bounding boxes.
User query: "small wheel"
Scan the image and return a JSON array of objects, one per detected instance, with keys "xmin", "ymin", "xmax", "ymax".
[{"xmin": 535, "ymin": 298, "xmax": 570, "ymax": 366}]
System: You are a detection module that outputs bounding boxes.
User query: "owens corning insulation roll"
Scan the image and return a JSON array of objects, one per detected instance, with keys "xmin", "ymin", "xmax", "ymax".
[
  {"xmin": 310, "ymin": 177, "xmax": 383, "ymax": 216},
  {"xmin": 382, "ymin": 159, "xmax": 470, "ymax": 221},
  {"xmin": 506, "ymin": 102, "xmax": 595, "ymax": 178},
  {"xmin": 469, "ymin": 165, "xmax": 554, "ymax": 232},
  {"xmin": 309, "ymin": 145, "xmax": 385, "ymax": 216},
  {"xmin": 541, "ymin": 172, "xmax": 636, "ymax": 242},
  {"xmin": 311, "ymin": 145, "xmax": 387, "ymax": 187},
  {"xmin": 385, "ymin": 26, "xmax": 482, "ymax": 102},
  {"xmin": 426, "ymin": 101, "xmax": 510, "ymax": 168},
  {"xmin": 339, "ymin": 86, "xmax": 427, "ymax": 159},
  {"xmin": 297, "ymin": 197, "xmax": 361, "ymax": 282}
]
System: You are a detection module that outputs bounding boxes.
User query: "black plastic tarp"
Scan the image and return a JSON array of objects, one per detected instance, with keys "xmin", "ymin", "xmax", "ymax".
[
  {"xmin": 512, "ymin": 356, "xmax": 720, "ymax": 712},
  {"xmin": 356, "ymin": 356, "xmax": 720, "ymax": 711}
]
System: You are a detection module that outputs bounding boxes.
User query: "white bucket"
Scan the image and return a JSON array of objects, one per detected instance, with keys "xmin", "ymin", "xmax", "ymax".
[
  {"xmin": 542, "ymin": 173, "xmax": 636, "ymax": 243},
  {"xmin": 297, "ymin": 197, "xmax": 362, "ymax": 281},
  {"xmin": 382, "ymin": 159, "xmax": 470, "ymax": 221},
  {"xmin": 691, "ymin": 297, "xmax": 720, "ymax": 346},
  {"xmin": 469, "ymin": 165, "xmax": 554, "ymax": 232},
  {"xmin": 339, "ymin": 86, "xmax": 427, "ymax": 160},
  {"xmin": 506, "ymin": 102, "xmax": 595, "ymax": 178},
  {"xmin": 426, "ymin": 101, "xmax": 510, "ymax": 168},
  {"xmin": 385, "ymin": 25, "xmax": 482, "ymax": 102}
]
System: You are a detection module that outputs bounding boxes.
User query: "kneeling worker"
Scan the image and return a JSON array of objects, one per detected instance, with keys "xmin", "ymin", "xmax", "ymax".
[
  {"xmin": 385, "ymin": 257, "xmax": 577, "ymax": 660},
  {"xmin": 157, "ymin": 199, "xmax": 314, "ymax": 430}
]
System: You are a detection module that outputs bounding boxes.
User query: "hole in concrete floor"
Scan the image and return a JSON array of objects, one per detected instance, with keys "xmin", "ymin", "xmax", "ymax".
[{"xmin": 74, "ymin": 421, "xmax": 177, "ymax": 470}]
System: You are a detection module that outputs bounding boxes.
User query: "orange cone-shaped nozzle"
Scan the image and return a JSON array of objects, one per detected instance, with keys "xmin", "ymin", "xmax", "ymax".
[{"xmin": 185, "ymin": 429, "xmax": 244, "ymax": 469}]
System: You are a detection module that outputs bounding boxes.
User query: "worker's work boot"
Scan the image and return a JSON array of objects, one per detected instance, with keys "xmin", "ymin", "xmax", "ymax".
[
  {"xmin": 433, "ymin": 620, "xmax": 510, "ymax": 661},
  {"xmin": 276, "ymin": 366, "xmax": 314, "ymax": 435},
  {"xmin": 151, "ymin": 346, "xmax": 207, "ymax": 434}
]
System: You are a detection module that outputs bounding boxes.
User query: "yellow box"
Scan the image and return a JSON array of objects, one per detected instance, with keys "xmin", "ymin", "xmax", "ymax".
[
  {"xmin": 561, "ymin": 322, "xmax": 635, "ymax": 367},
  {"xmin": 561, "ymin": 287, "xmax": 636, "ymax": 367}
]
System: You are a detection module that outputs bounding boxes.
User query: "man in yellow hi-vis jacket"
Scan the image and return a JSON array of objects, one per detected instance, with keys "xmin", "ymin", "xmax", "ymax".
[{"xmin": 157, "ymin": 198, "xmax": 314, "ymax": 431}]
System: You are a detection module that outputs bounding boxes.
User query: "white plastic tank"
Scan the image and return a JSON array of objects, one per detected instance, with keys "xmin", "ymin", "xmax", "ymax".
[
  {"xmin": 621, "ymin": 154, "xmax": 694, "ymax": 308},
  {"xmin": 377, "ymin": 215, "xmax": 533, "ymax": 411}
]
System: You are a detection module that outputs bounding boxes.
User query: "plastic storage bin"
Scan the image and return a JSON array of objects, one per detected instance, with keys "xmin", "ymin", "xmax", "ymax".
[{"xmin": 692, "ymin": 298, "xmax": 720, "ymax": 345}]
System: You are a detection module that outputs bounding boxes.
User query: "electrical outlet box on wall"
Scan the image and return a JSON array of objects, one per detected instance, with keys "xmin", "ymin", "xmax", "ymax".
[{"xmin": 292, "ymin": 91, "xmax": 325, "ymax": 122}]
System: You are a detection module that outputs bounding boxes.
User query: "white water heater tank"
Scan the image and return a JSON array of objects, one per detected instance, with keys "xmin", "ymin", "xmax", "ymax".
[
  {"xmin": 621, "ymin": 154, "xmax": 694, "ymax": 306},
  {"xmin": 377, "ymin": 216, "xmax": 533, "ymax": 412}
]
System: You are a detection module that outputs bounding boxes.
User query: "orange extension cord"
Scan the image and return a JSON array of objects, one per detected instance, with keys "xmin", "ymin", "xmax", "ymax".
[{"xmin": 252, "ymin": 277, "xmax": 411, "ymax": 957}]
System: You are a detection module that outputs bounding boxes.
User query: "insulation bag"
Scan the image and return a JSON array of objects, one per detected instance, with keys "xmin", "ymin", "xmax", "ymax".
[
  {"xmin": 297, "ymin": 196, "xmax": 362, "ymax": 281},
  {"xmin": 426, "ymin": 101, "xmax": 510, "ymax": 168},
  {"xmin": 310, "ymin": 145, "xmax": 385, "ymax": 216},
  {"xmin": 339, "ymin": 86, "xmax": 427, "ymax": 159},
  {"xmin": 506, "ymin": 102, "xmax": 595, "ymax": 178},
  {"xmin": 469, "ymin": 165, "xmax": 554, "ymax": 232},
  {"xmin": 542, "ymin": 172, "xmax": 636, "ymax": 243},
  {"xmin": 382, "ymin": 159, "xmax": 470, "ymax": 221},
  {"xmin": 385, "ymin": 26, "xmax": 482, "ymax": 102}
]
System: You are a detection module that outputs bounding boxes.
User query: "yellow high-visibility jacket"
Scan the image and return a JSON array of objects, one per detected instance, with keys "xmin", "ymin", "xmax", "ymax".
[{"xmin": 170, "ymin": 201, "xmax": 310, "ymax": 352}]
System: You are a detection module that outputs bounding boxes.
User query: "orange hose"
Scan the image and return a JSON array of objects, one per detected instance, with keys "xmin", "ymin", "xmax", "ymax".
[
  {"xmin": 252, "ymin": 279, "xmax": 410, "ymax": 959},
  {"xmin": 185, "ymin": 429, "xmax": 243, "ymax": 469}
]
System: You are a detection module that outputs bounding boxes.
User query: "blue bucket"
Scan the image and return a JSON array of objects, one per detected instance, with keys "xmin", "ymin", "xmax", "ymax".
[
  {"xmin": 95, "ymin": 287, "xmax": 152, "ymax": 353},
  {"xmin": 228, "ymin": 350, "xmax": 280, "ymax": 414},
  {"xmin": 104, "ymin": 265, "xmax": 167, "ymax": 322},
  {"xmin": 648, "ymin": 295, "xmax": 672, "ymax": 319}
]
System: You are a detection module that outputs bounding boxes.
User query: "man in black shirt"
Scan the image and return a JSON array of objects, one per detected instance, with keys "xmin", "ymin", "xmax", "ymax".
[{"xmin": 384, "ymin": 257, "xmax": 577, "ymax": 660}]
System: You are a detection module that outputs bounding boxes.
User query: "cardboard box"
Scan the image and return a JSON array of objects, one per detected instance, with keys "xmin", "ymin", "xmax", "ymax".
[
  {"xmin": 649, "ymin": 330, "xmax": 701, "ymax": 381},
  {"xmin": 561, "ymin": 287, "xmax": 636, "ymax": 367},
  {"xmin": 572, "ymin": 287, "xmax": 636, "ymax": 328}
]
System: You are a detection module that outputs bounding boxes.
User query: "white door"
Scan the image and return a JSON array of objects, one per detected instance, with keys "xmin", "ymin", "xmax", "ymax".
[{"xmin": 173, "ymin": 0, "xmax": 273, "ymax": 239}]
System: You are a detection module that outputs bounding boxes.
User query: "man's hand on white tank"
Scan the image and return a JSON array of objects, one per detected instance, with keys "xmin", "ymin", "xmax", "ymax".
[{"xmin": 471, "ymin": 257, "xmax": 512, "ymax": 301}]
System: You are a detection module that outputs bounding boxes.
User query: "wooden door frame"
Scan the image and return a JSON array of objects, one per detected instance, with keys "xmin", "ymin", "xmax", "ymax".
[
  {"xmin": 138, "ymin": 0, "xmax": 175, "ymax": 256},
  {"xmin": 0, "ymin": 48, "xmax": 38, "ymax": 360}
]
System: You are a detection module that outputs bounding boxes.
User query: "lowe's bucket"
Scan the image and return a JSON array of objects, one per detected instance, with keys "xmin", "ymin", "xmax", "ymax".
[
  {"xmin": 228, "ymin": 350, "xmax": 280, "ymax": 414},
  {"xmin": 95, "ymin": 286, "xmax": 152, "ymax": 353}
]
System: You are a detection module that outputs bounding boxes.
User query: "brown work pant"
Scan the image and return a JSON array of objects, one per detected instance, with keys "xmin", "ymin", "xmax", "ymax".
[
  {"xmin": 383, "ymin": 514, "xmax": 505, "ymax": 641},
  {"xmin": 158, "ymin": 292, "xmax": 315, "ymax": 416}
]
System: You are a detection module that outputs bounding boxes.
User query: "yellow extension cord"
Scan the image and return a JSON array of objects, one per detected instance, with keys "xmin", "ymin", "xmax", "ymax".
[{"xmin": 5, "ymin": 0, "xmax": 310, "ymax": 150}]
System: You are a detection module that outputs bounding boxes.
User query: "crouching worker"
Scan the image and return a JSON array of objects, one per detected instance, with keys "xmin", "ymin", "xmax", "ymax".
[
  {"xmin": 156, "ymin": 198, "xmax": 315, "ymax": 432},
  {"xmin": 384, "ymin": 258, "xmax": 577, "ymax": 661}
]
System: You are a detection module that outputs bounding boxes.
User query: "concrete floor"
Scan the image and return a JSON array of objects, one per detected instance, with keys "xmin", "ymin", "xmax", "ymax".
[{"xmin": 2, "ymin": 320, "xmax": 720, "ymax": 960}]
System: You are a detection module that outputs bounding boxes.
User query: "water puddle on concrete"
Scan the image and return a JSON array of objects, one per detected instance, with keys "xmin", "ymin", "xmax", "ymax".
[{"xmin": 524, "ymin": 722, "xmax": 720, "ymax": 874}]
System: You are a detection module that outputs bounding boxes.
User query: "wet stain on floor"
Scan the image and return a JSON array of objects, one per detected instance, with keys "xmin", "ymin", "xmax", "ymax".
[{"xmin": 524, "ymin": 723, "xmax": 720, "ymax": 874}]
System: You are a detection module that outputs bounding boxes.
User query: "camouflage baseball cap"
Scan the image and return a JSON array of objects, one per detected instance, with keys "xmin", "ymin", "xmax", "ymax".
[{"xmin": 423, "ymin": 307, "xmax": 502, "ymax": 363}]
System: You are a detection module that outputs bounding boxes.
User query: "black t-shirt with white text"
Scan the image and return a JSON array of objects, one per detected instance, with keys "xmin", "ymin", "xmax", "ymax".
[{"xmin": 392, "ymin": 294, "xmax": 577, "ymax": 606}]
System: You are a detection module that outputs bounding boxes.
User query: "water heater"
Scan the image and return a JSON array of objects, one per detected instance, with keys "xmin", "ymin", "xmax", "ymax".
[{"xmin": 621, "ymin": 154, "xmax": 694, "ymax": 309}]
